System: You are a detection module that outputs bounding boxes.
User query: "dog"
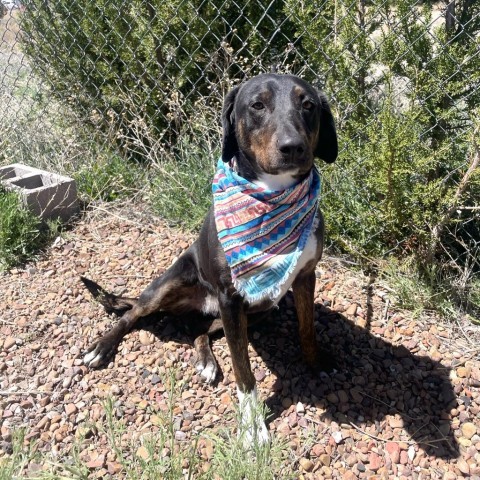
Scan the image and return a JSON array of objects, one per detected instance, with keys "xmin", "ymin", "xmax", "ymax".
[{"xmin": 82, "ymin": 73, "xmax": 337, "ymax": 444}]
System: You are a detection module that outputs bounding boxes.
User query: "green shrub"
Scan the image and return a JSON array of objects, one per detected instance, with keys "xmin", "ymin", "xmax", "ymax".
[
  {"xmin": 150, "ymin": 141, "xmax": 215, "ymax": 231},
  {"xmin": 20, "ymin": 0, "xmax": 296, "ymax": 153},
  {"xmin": 0, "ymin": 187, "xmax": 46, "ymax": 270},
  {"xmin": 75, "ymin": 153, "xmax": 146, "ymax": 202}
]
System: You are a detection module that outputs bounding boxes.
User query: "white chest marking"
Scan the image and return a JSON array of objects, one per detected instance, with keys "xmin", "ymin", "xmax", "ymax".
[
  {"xmin": 272, "ymin": 229, "xmax": 317, "ymax": 304},
  {"xmin": 201, "ymin": 294, "xmax": 220, "ymax": 315},
  {"xmin": 253, "ymin": 170, "xmax": 299, "ymax": 191}
]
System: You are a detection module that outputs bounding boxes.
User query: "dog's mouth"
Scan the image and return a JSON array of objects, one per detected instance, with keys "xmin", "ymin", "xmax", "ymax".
[
  {"xmin": 263, "ymin": 154, "xmax": 314, "ymax": 176},
  {"xmin": 253, "ymin": 163, "xmax": 313, "ymax": 191}
]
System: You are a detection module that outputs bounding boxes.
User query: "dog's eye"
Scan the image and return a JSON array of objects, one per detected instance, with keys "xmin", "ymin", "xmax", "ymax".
[
  {"xmin": 302, "ymin": 100, "xmax": 315, "ymax": 111},
  {"xmin": 251, "ymin": 102, "xmax": 265, "ymax": 110}
]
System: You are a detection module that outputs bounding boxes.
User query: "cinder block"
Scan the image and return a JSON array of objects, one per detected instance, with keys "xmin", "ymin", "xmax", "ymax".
[{"xmin": 0, "ymin": 163, "xmax": 79, "ymax": 222}]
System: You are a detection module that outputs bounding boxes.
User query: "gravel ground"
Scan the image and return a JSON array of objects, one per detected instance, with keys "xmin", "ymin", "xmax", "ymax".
[{"xmin": 1, "ymin": 206, "xmax": 480, "ymax": 479}]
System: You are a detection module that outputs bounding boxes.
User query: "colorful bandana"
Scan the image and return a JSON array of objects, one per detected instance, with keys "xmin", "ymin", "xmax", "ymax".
[{"xmin": 212, "ymin": 158, "xmax": 321, "ymax": 303}]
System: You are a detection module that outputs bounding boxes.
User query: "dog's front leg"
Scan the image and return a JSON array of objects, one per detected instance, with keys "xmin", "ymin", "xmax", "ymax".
[
  {"xmin": 219, "ymin": 289, "xmax": 269, "ymax": 446},
  {"xmin": 292, "ymin": 271, "xmax": 318, "ymax": 367}
]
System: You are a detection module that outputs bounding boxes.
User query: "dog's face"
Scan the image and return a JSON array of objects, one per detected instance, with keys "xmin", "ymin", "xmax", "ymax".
[{"xmin": 222, "ymin": 74, "xmax": 337, "ymax": 179}]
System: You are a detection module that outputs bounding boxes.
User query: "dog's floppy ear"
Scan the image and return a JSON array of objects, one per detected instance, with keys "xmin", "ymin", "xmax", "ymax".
[
  {"xmin": 222, "ymin": 85, "xmax": 240, "ymax": 162},
  {"xmin": 315, "ymin": 91, "xmax": 338, "ymax": 164}
]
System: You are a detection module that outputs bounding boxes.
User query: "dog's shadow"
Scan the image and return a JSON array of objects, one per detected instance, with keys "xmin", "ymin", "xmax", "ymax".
[
  {"xmin": 131, "ymin": 293, "xmax": 458, "ymax": 460},
  {"xmin": 247, "ymin": 294, "xmax": 459, "ymax": 460}
]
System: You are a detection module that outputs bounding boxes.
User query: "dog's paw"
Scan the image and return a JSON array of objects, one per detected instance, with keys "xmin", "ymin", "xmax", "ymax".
[
  {"xmin": 240, "ymin": 417, "xmax": 270, "ymax": 448},
  {"xmin": 84, "ymin": 339, "xmax": 115, "ymax": 368},
  {"xmin": 237, "ymin": 387, "xmax": 270, "ymax": 448},
  {"xmin": 195, "ymin": 357, "xmax": 218, "ymax": 384}
]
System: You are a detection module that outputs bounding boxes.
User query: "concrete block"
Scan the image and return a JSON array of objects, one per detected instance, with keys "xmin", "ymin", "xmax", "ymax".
[{"xmin": 0, "ymin": 163, "xmax": 79, "ymax": 222}]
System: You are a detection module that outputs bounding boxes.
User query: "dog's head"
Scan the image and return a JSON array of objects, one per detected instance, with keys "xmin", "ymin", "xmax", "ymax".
[{"xmin": 222, "ymin": 74, "xmax": 337, "ymax": 180}]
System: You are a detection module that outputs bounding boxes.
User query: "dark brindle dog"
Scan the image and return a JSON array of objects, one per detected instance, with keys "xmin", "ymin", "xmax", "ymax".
[{"xmin": 82, "ymin": 73, "xmax": 337, "ymax": 444}]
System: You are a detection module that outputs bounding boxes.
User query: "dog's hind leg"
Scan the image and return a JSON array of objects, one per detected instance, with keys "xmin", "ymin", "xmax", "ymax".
[{"xmin": 84, "ymin": 252, "xmax": 203, "ymax": 368}]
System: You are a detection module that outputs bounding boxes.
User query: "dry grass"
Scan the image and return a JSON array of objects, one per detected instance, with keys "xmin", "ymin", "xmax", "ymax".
[{"xmin": 0, "ymin": 10, "xmax": 21, "ymax": 51}]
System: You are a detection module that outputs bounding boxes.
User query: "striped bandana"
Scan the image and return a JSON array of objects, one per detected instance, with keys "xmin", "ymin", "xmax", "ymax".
[{"xmin": 212, "ymin": 158, "xmax": 321, "ymax": 303}]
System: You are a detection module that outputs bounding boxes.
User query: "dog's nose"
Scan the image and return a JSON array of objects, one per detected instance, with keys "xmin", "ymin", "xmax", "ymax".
[{"xmin": 278, "ymin": 137, "xmax": 305, "ymax": 158}]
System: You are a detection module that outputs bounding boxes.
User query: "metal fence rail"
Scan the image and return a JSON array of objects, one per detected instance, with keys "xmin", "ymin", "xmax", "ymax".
[{"xmin": 1, "ymin": 0, "xmax": 479, "ymax": 310}]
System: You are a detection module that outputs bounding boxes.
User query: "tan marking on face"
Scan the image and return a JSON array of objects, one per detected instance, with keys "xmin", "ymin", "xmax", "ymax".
[
  {"xmin": 293, "ymin": 85, "xmax": 305, "ymax": 99},
  {"xmin": 249, "ymin": 126, "xmax": 277, "ymax": 172},
  {"xmin": 310, "ymin": 130, "xmax": 319, "ymax": 152}
]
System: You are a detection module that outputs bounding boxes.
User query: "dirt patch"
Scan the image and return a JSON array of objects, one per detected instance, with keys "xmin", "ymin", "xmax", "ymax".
[{"xmin": 1, "ymin": 205, "xmax": 479, "ymax": 478}]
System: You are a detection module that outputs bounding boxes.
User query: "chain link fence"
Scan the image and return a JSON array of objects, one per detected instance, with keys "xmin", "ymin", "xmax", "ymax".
[{"xmin": 1, "ymin": 0, "xmax": 479, "ymax": 313}]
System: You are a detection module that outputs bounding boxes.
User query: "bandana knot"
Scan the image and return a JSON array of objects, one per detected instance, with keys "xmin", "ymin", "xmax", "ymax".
[{"xmin": 212, "ymin": 158, "xmax": 321, "ymax": 303}]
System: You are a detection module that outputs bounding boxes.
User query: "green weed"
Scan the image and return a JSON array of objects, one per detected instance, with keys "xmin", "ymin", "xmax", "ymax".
[
  {"xmin": 0, "ymin": 430, "xmax": 37, "ymax": 480},
  {"xmin": 0, "ymin": 367, "xmax": 298, "ymax": 479},
  {"xmin": 379, "ymin": 257, "xmax": 457, "ymax": 318},
  {"xmin": 74, "ymin": 153, "xmax": 145, "ymax": 203},
  {"xmin": 150, "ymin": 142, "xmax": 215, "ymax": 231},
  {"xmin": 0, "ymin": 187, "xmax": 58, "ymax": 271}
]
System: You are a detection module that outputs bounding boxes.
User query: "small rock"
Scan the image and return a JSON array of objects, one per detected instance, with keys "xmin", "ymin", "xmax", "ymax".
[
  {"xmin": 326, "ymin": 393, "xmax": 339, "ymax": 404},
  {"xmin": 62, "ymin": 376, "xmax": 73, "ymax": 389},
  {"xmin": 39, "ymin": 396, "xmax": 51, "ymax": 408},
  {"xmin": 389, "ymin": 416, "xmax": 403, "ymax": 429},
  {"xmin": 295, "ymin": 402, "xmax": 305, "ymax": 414},
  {"xmin": 319, "ymin": 454, "xmax": 331, "ymax": 467},
  {"xmin": 400, "ymin": 450, "xmax": 409, "ymax": 465},
  {"xmin": 407, "ymin": 445, "xmax": 415, "ymax": 462},
  {"xmin": 1, "ymin": 426, "xmax": 11, "ymax": 442},
  {"xmin": 457, "ymin": 458, "xmax": 470, "ymax": 475},
  {"xmin": 337, "ymin": 390, "xmax": 348, "ymax": 404},
  {"xmin": 3, "ymin": 337, "xmax": 16, "ymax": 351},
  {"xmin": 356, "ymin": 462, "xmax": 366, "ymax": 472},
  {"xmin": 462, "ymin": 422, "xmax": 477, "ymax": 440},
  {"xmin": 356, "ymin": 317, "xmax": 367, "ymax": 328},
  {"xmin": 107, "ymin": 462, "xmax": 123, "ymax": 475},
  {"xmin": 385, "ymin": 441, "xmax": 400, "ymax": 463},
  {"xmin": 175, "ymin": 431, "xmax": 186, "ymax": 441},
  {"xmin": 65, "ymin": 404, "xmax": 77, "ymax": 416},
  {"xmin": 351, "ymin": 389, "xmax": 363, "ymax": 403},
  {"xmin": 182, "ymin": 391, "xmax": 194, "ymax": 400},
  {"xmin": 282, "ymin": 397, "xmax": 293, "ymax": 409},
  {"xmin": 299, "ymin": 458, "xmax": 314, "ymax": 472},
  {"xmin": 136, "ymin": 446, "xmax": 150, "ymax": 460},
  {"xmin": 139, "ymin": 331, "xmax": 155, "ymax": 346},
  {"xmin": 368, "ymin": 452, "xmax": 382, "ymax": 471},
  {"xmin": 332, "ymin": 431, "xmax": 343, "ymax": 444},
  {"xmin": 345, "ymin": 303, "xmax": 357, "ymax": 316},
  {"xmin": 311, "ymin": 444, "xmax": 324, "ymax": 457},
  {"xmin": 457, "ymin": 366, "xmax": 471, "ymax": 378},
  {"xmin": 86, "ymin": 454, "xmax": 105, "ymax": 469}
]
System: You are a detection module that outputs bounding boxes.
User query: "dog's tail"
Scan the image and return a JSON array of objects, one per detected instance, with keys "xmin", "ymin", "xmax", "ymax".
[{"xmin": 80, "ymin": 276, "xmax": 137, "ymax": 315}]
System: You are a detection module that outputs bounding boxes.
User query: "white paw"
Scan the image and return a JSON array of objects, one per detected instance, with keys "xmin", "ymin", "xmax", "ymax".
[
  {"xmin": 84, "ymin": 345, "xmax": 106, "ymax": 368},
  {"xmin": 237, "ymin": 386, "xmax": 270, "ymax": 447},
  {"xmin": 195, "ymin": 359, "xmax": 218, "ymax": 384},
  {"xmin": 241, "ymin": 417, "xmax": 270, "ymax": 447}
]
